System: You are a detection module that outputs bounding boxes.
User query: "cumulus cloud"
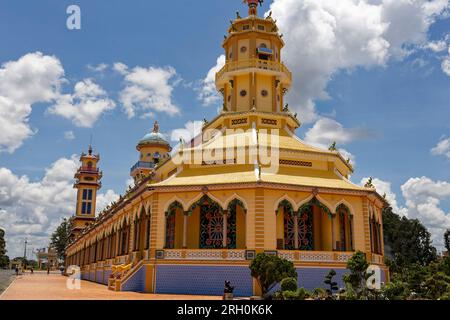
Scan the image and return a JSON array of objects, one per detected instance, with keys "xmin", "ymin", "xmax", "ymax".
[
  {"xmin": 96, "ymin": 189, "xmax": 120, "ymax": 213},
  {"xmin": 360, "ymin": 177, "xmax": 408, "ymax": 217},
  {"xmin": 431, "ymin": 136, "xmax": 450, "ymax": 159},
  {"xmin": 117, "ymin": 63, "xmax": 181, "ymax": 118},
  {"xmin": 0, "ymin": 156, "xmax": 119, "ymax": 258},
  {"xmin": 361, "ymin": 176, "xmax": 450, "ymax": 250},
  {"xmin": 304, "ymin": 117, "xmax": 371, "ymax": 146},
  {"xmin": 266, "ymin": 0, "xmax": 448, "ymax": 121},
  {"xmin": 0, "ymin": 52, "xmax": 65, "ymax": 153},
  {"xmin": 401, "ymin": 177, "xmax": 450, "ymax": 249},
  {"xmin": 170, "ymin": 120, "xmax": 204, "ymax": 143},
  {"xmin": 198, "ymin": 55, "xmax": 226, "ymax": 106},
  {"xmin": 303, "ymin": 117, "xmax": 371, "ymax": 165},
  {"xmin": 48, "ymin": 79, "xmax": 116, "ymax": 127}
]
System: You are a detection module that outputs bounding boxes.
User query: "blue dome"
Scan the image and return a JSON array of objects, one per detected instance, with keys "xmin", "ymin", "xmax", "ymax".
[{"xmin": 138, "ymin": 132, "xmax": 170, "ymax": 147}]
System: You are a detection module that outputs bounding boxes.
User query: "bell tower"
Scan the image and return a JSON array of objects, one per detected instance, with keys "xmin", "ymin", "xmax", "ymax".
[
  {"xmin": 71, "ymin": 145, "xmax": 102, "ymax": 239},
  {"xmin": 216, "ymin": 0, "xmax": 292, "ymax": 113}
]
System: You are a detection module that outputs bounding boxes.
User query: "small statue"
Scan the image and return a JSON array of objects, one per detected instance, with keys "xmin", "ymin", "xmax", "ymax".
[
  {"xmin": 224, "ymin": 281, "xmax": 235, "ymax": 294},
  {"xmin": 152, "ymin": 121, "xmax": 159, "ymax": 133},
  {"xmin": 266, "ymin": 11, "xmax": 272, "ymax": 19},
  {"xmin": 364, "ymin": 177, "xmax": 375, "ymax": 188},
  {"xmin": 236, "ymin": 11, "xmax": 241, "ymax": 19},
  {"xmin": 329, "ymin": 141, "xmax": 337, "ymax": 151},
  {"xmin": 283, "ymin": 103, "xmax": 289, "ymax": 112}
]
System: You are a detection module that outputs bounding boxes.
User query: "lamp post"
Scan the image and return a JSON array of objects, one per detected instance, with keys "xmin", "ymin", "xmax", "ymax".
[{"xmin": 23, "ymin": 238, "xmax": 28, "ymax": 260}]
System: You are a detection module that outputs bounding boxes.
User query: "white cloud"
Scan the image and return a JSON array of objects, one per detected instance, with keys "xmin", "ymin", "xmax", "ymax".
[
  {"xmin": 0, "ymin": 52, "xmax": 65, "ymax": 153},
  {"xmin": 170, "ymin": 120, "xmax": 204, "ymax": 143},
  {"xmin": 64, "ymin": 131, "xmax": 75, "ymax": 140},
  {"xmin": 361, "ymin": 176, "xmax": 450, "ymax": 250},
  {"xmin": 0, "ymin": 156, "xmax": 119, "ymax": 258},
  {"xmin": 198, "ymin": 55, "xmax": 226, "ymax": 106},
  {"xmin": 401, "ymin": 177, "xmax": 450, "ymax": 249},
  {"xmin": 48, "ymin": 79, "xmax": 116, "ymax": 127},
  {"xmin": 117, "ymin": 63, "xmax": 180, "ymax": 118},
  {"xmin": 442, "ymin": 48, "xmax": 450, "ymax": 75},
  {"xmin": 303, "ymin": 117, "xmax": 372, "ymax": 165},
  {"xmin": 360, "ymin": 177, "xmax": 408, "ymax": 217},
  {"xmin": 265, "ymin": 0, "xmax": 448, "ymax": 122},
  {"xmin": 113, "ymin": 62, "xmax": 129, "ymax": 76},
  {"xmin": 431, "ymin": 136, "xmax": 450, "ymax": 159},
  {"xmin": 304, "ymin": 117, "xmax": 371, "ymax": 146},
  {"xmin": 96, "ymin": 189, "xmax": 120, "ymax": 213},
  {"xmin": 87, "ymin": 63, "xmax": 108, "ymax": 73},
  {"xmin": 426, "ymin": 40, "xmax": 448, "ymax": 52}
]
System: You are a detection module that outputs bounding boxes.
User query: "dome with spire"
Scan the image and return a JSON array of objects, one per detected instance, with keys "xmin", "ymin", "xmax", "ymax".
[{"xmin": 137, "ymin": 121, "xmax": 171, "ymax": 150}]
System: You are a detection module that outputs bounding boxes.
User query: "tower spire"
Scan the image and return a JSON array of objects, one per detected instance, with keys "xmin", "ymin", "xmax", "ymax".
[{"xmin": 244, "ymin": 0, "xmax": 263, "ymax": 16}]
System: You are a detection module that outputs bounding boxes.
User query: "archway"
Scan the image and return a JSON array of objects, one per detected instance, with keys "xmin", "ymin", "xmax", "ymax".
[
  {"xmin": 299, "ymin": 197, "xmax": 332, "ymax": 251},
  {"xmin": 165, "ymin": 201, "xmax": 183, "ymax": 249},
  {"xmin": 276, "ymin": 200, "xmax": 314, "ymax": 250},
  {"xmin": 189, "ymin": 195, "xmax": 224, "ymax": 249}
]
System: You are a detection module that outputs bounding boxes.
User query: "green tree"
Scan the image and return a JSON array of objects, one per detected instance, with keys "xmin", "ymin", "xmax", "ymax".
[
  {"xmin": 324, "ymin": 269, "xmax": 339, "ymax": 297},
  {"xmin": 382, "ymin": 205, "xmax": 437, "ymax": 266},
  {"xmin": 249, "ymin": 253, "xmax": 297, "ymax": 298},
  {"xmin": 0, "ymin": 228, "xmax": 9, "ymax": 268},
  {"xmin": 444, "ymin": 229, "xmax": 450, "ymax": 253},
  {"xmin": 343, "ymin": 251, "xmax": 372, "ymax": 298},
  {"xmin": 50, "ymin": 218, "xmax": 73, "ymax": 262}
]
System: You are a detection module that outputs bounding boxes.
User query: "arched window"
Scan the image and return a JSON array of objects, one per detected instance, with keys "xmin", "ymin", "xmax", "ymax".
[
  {"xmin": 336, "ymin": 204, "xmax": 354, "ymax": 251},
  {"xmin": 165, "ymin": 201, "xmax": 183, "ymax": 249}
]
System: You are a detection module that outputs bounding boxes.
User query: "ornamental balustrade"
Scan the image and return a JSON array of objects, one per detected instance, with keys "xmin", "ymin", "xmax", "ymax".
[
  {"xmin": 216, "ymin": 58, "xmax": 292, "ymax": 83},
  {"xmin": 371, "ymin": 253, "xmax": 384, "ymax": 265}
]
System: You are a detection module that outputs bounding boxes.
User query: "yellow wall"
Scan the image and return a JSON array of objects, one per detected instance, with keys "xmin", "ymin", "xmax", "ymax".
[
  {"xmin": 187, "ymin": 207, "xmax": 200, "ymax": 249},
  {"xmin": 256, "ymin": 75, "xmax": 273, "ymax": 112},
  {"xmin": 236, "ymin": 74, "xmax": 250, "ymax": 111},
  {"xmin": 236, "ymin": 206, "xmax": 246, "ymax": 249}
]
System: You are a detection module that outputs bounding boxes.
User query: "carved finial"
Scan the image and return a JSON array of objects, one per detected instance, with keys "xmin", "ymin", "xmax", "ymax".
[
  {"xmin": 244, "ymin": 0, "xmax": 264, "ymax": 16},
  {"xmin": 152, "ymin": 121, "xmax": 159, "ymax": 133},
  {"xmin": 283, "ymin": 103, "xmax": 289, "ymax": 112},
  {"xmin": 88, "ymin": 144, "xmax": 93, "ymax": 155},
  {"xmin": 236, "ymin": 11, "xmax": 241, "ymax": 19}
]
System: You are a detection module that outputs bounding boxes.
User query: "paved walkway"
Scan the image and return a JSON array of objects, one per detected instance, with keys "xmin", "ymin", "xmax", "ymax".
[{"xmin": 0, "ymin": 271, "xmax": 222, "ymax": 300}]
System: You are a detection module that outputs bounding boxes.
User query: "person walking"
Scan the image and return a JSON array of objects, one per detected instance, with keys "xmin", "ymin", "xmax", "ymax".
[{"xmin": 15, "ymin": 266, "xmax": 19, "ymax": 276}]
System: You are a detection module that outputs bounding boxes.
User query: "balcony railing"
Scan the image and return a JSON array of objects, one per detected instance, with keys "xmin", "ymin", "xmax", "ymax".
[
  {"xmin": 79, "ymin": 167, "xmax": 100, "ymax": 173},
  {"xmin": 161, "ymin": 249, "xmax": 247, "ymax": 261},
  {"xmin": 158, "ymin": 249, "xmax": 359, "ymax": 263},
  {"xmin": 216, "ymin": 58, "xmax": 292, "ymax": 83},
  {"xmin": 130, "ymin": 161, "xmax": 155, "ymax": 174}
]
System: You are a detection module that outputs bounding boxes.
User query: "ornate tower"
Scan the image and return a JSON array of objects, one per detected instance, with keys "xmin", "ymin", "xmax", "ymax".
[
  {"xmin": 216, "ymin": 0, "xmax": 292, "ymax": 113},
  {"xmin": 130, "ymin": 121, "xmax": 172, "ymax": 182},
  {"xmin": 71, "ymin": 145, "xmax": 102, "ymax": 239}
]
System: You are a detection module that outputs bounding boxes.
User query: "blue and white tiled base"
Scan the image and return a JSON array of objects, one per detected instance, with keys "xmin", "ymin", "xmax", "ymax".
[{"xmin": 155, "ymin": 265, "xmax": 253, "ymax": 297}]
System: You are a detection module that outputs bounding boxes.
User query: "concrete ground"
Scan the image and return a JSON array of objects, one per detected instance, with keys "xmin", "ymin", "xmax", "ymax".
[
  {"xmin": 0, "ymin": 271, "xmax": 222, "ymax": 300},
  {"xmin": 0, "ymin": 270, "xmax": 15, "ymax": 295}
]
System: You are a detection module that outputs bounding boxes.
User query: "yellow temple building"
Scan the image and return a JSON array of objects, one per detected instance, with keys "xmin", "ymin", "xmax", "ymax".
[{"xmin": 65, "ymin": 0, "xmax": 387, "ymax": 296}]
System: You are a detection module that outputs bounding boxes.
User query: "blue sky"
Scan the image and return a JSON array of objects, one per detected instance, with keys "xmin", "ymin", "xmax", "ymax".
[{"xmin": 1, "ymin": 0, "xmax": 450, "ymax": 257}]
